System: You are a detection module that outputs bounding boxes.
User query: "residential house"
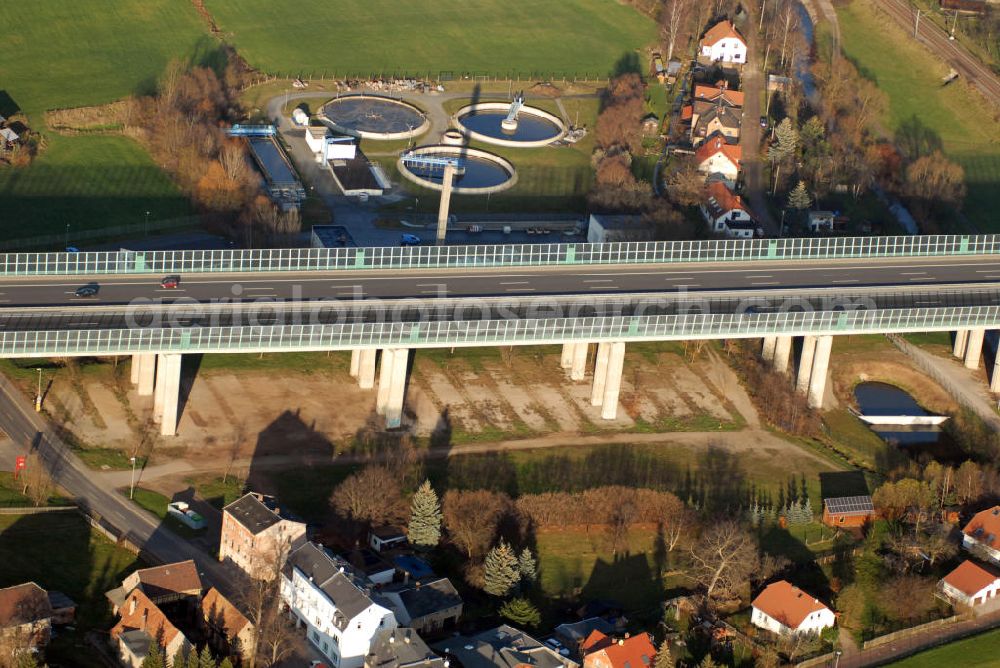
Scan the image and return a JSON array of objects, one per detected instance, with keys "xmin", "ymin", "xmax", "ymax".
[
  {"xmin": 580, "ymin": 630, "xmax": 655, "ymax": 668},
  {"xmin": 220, "ymin": 492, "xmax": 308, "ymax": 580},
  {"xmin": 432, "ymin": 625, "xmax": 579, "ymax": 668},
  {"xmin": 690, "ymin": 103, "xmax": 742, "ymax": 146},
  {"xmin": 750, "ymin": 581, "xmax": 835, "ymax": 636},
  {"xmin": 807, "ymin": 211, "xmax": 837, "ymax": 233},
  {"xmin": 365, "ymin": 627, "xmax": 445, "ymax": 668},
  {"xmin": 369, "ymin": 526, "xmax": 408, "ymax": 553},
  {"xmin": 0, "ymin": 583, "xmax": 54, "ymax": 651},
  {"xmin": 46, "ymin": 591, "xmax": 76, "ymax": 626},
  {"xmin": 106, "ymin": 560, "xmax": 202, "ymax": 614},
  {"xmin": 201, "ymin": 587, "xmax": 254, "ymax": 662},
  {"xmin": 0, "ymin": 127, "xmax": 18, "ymax": 148},
  {"xmin": 586, "ymin": 215, "xmax": 654, "ymax": 244},
  {"xmin": 281, "ymin": 542, "xmax": 397, "ymax": 668},
  {"xmin": 822, "ymin": 496, "xmax": 874, "ymax": 528},
  {"xmin": 392, "ymin": 556, "xmax": 435, "ymax": 582},
  {"xmin": 962, "ymin": 506, "xmax": 1000, "ymax": 565},
  {"xmin": 695, "ymin": 136, "xmax": 741, "ymax": 187},
  {"xmin": 693, "ymin": 84, "xmax": 744, "ymax": 107},
  {"xmin": 701, "ymin": 181, "xmax": 758, "ymax": 238},
  {"xmin": 939, "ymin": 560, "xmax": 1000, "ymax": 607},
  {"xmin": 553, "ymin": 618, "xmax": 613, "ymax": 660},
  {"xmin": 641, "ymin": 114, "xmax": 660, "ymax": 136},
  {"xmin": 344, "ymin": 548, "xmax": 395, "ymax": 585},
  {"xmin": 699, "ymin": 21, "xmax": 748, "ymax": 64},
  {"xmin": 381, "ymin": 578, "xmax": 463, "ymax": 635},
  {"xmin": 111, "ymin": 588, "xmax": 191, "ymax": 668}
]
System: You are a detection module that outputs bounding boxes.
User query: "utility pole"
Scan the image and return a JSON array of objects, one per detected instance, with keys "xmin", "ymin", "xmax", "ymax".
[
  {"xmin": 950, "ymin": 10, "xmax": 958, "ymax": 40},
  {"xmin": 129, "ymin": 456, "xmax": 138, "ymax": 499},
  {"xmin": 759, "ymin": 0, "xmax": 767, "ymax": 31},
  {"xmin": 914, "ymin": 9, "xmax": 922, "ymax": 38},
  {"xmin": 34, "ymin": 368, "xmax": 42, "ymax": 412}
]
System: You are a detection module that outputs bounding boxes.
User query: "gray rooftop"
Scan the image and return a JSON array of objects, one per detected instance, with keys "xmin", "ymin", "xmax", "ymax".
[
  {"xmin": 553, "ymin": 617, "xmax": 613, "ymax": 652},
  {"xmin": 287, "ymin": 542, "xmax": 376, "ymax": 628},
  {"xmin": 118, "ymin": 629, "xmax": 153, "ymax": 658},
  {"xmin": 433, "ymin": 625, "xmax": 577, "ymax": 668},
  {"xmin": 367, "ymin": 628, "xmax": 444, "ymax": 668},
  {"xmin": 225, "ymin": 493, "xmax": 282, "ymax": 535},
  {"xmin": 385, "ymin": 578, "xmax": 462, "ymax": 620}
]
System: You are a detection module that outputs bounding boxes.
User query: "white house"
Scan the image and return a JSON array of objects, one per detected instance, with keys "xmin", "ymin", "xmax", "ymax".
[
  {"xmin": 962, "ymin": 506, "xmax": 1000, "ymax": 566},
  {"xmin": 940, "ymin": 560, "xmax": 1000, "ymax": 607},
  {"xmin": 699, "ymin": 21, "xmax": 748, "ymax": 64},
  {"xmin": 695, "ymin": 136, "xmax": 742, "ymax": 187},
  {"xmin": 701, "ymin": 180, "xmax": 758, "ymax": 238},
  {"xmin": 281, "ymin": 543, "xmax": 397, "ymax": 668},
  {"xmin": 751, "ymin": 581, "xmax": 835, "ymax": 636}
]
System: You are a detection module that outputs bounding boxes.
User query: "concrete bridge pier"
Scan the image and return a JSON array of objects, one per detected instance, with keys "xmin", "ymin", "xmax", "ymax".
[
  {"xmin": 357, "ymin": 349, "xmax": 377, "ymax": 389},
  {"xmin": 589, "ymin": 341, "xmax": 625, "ymax": 419},
  {"xmin": 349, "ymin": 350, "xmax": 361, "ymax": 378},
  {"xmin": 773, "ymin": 336, "xmax": 793, "ymax": 374},
  {"xmin": 991, "ymin": 351, "xmax": 1000, "ymax": 393},
  {"xmin": 807, "ymin": 335, "xmax": 833, "ymax": 409},
  {"xmin": 762, "ymin": 336, "xmax": 778, "ymax": 362},
  {"xmin": 152, "ymin": 353, "xmax": 182, "ymax": 436},
  {"xmin": 796, "ymin": 335, "xmax": 817, "ymax": 395},
  {"xmin": 560, "ymin": 344, "xmax": 574, "ymax": 370},
  {"xmin": 375, "ymin": 348, "xmax": 409, "ymax": 428},
  {"xmin": 570, "ymin": 342, "xmax": 589, "ymax": 381},
  {"xmin": 134, "ymin": 354, "xmax": 156, "ymax": 396},
  {"xmin": 376, "ymin": 350, "xmax": 395, "ymax": 415},
  {"xmin": 965, "ymin": 328, "xmax": 985, "ymax": 369},
  {"xmin": 954, "ymin": 329, "xmax": 969, "ymax": 358},
  {"xmin": 591, "ymin": 342, "xmax": 610, "ymax": 406}
]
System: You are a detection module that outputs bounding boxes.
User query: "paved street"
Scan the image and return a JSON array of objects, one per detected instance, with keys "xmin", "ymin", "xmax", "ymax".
[{"xmin": 740, "ymin": 18, "xmax": 778, "ymax": 236}]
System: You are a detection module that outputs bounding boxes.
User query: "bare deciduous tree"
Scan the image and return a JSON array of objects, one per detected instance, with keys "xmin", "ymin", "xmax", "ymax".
[
  {"xmin": 21, "ymin": 453, "xmax": 53, "ymax": 507},
  {"xmin": 689, "ymin": 520, "xmax": 761, "ymax": 599},
  {"xmin": 442, "ymin": 489, "xmax": 510, "ymax": 558},
  {"xmin": 330, "ymin": 466, "xmax": 402, "ymax": 526},
  {"xmin": 660, "ymin": 0, "xmax": 694, "ymax": 61}
]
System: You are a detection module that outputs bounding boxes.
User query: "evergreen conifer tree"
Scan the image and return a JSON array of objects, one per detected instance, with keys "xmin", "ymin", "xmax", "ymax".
[
  {"xmin": 218, "ymin": 659, "xmax": 234, "ymax": 668},
  {"xmin": 483, "ymin": 539, "xmax": 519, "ymax": 597},
  {"xmin": 654, "ymin": 640, "xmax": 674, "ymax": 668},
  {"xmin": 787, "ymin": 181, "xmax": 812, "ymax": 210},
  {"xmin": 518, "ymin": 548, "xmax": 537, "ymax": 585},
  {"xmin": 171, "ymin": 648, "xmax": 188, "ymax": 668},
  {"xmin": 198, "ymin": 645, "xmax": 216, "ymax": 668},
  {"xmin": 141, "ymin": 644, "xmax": 165, "ymax": 668},
  {"xmin": 499, "ymin": 597, "xmax": 541, "ymax": 628},
  {"xmin": 408, "ymin": 480, "xmax": 442, "ymax": 548}
]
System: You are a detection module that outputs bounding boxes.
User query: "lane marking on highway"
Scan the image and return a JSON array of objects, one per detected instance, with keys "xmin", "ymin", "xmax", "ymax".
[
  {"xmin": 500, "ymin": 281, "xmax": 530, "ymax": 285},
  {"xmin": 751, "ymin": 281, "xmax": 780, "ymax": 286},
  {"xmin": 505, "ymin": 288, "xmax": 535, "ymax": 292},
  {"xmin": 746, "ymin": 275, "xmax": 773, "ymax": 278},
  {"xmin": 832, "ymin": 279, "xmax": 860, "ymax": 284},
  {"xmin": 908, "ymin": 277, "xmax": 937, "ymax": 281},
  {"xmin": 155, "ymin": 289, "xmax": 186, "ymax": 293},
  {"xmin": 243, "ymin": 286, "xmax": 275, "ymax": 291},
  {"xmin": 588, "ymin": 285, "xmax": 618, "ymax": 290},
  {"xmin": 416, "ymin": 283, "xmax": 446, "ymax": 287},
  {"xmin": 663, "ymin": 277, "xmax": 694, "ymax": 281},
  {"xmin": 583, "ymin": 279, "xmax": 614, "ymax": 283},
  {"xmin": 900, "ymin": 272, "xmax": 927, "ymax": 275},
  {"xmin": 982, "ymin": 275, "xmax": 1000, "ymax": 279}
]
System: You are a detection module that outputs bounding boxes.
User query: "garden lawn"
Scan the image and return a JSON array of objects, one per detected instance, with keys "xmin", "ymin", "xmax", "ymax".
[
  {"xmin": 836, "ymin": 0, "xmax": 1000, "ymax": 231},
  {"xmin": 886, "ymin": 627, "xmax": 1000, "ymax": 667},
  {"xmin": 205, "ymin": 0, "xmax": 655, "ymax": 79},
  {"xmin": 0, "ymin": 0, "xmax": 204, "ymax": 240}
]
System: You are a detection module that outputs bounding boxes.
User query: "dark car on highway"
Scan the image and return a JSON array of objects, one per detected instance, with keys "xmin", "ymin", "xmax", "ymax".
[
  {"xmin": 160, "ymin": 276, "xmax": 180, "ymax": 289},
  {"xmin": 75, "ymin": 284, "xmax": 99, "ymax": 298}
]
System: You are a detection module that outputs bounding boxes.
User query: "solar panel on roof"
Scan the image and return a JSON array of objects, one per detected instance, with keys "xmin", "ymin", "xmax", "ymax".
[{"xmin": 824, "ymin": 496, "xmax": 874, "ymax": 515}]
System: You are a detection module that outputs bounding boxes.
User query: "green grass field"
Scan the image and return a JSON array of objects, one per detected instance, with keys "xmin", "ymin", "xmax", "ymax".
[
  {"xmin": 836, "ymin": 0, "xmax": 1000, "ymax": 231},
  {"xmin": 0, "ymin": 0, "xmax": 205, "ymax": 239},
  {"xmin": 205, "ymin": 0, "xmax": 655, "ymax": 79},
  {"xmin": 886, "ymin": 627, "xmax": 1000, "ymax": 667}
]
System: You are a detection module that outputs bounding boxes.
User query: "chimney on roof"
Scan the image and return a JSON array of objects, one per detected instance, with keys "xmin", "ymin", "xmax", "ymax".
[
  {"xmin": 390, "ymin": 636, "xmax": 395, "ymax": 644},
  {"xmin": 129, "ymin": 596, "xmax": 137, "ymax": 616},
  {"xmin": 617, "ymin": 640, "xmax": 624, "ymax": 646},
  {"xmin": 141, "ymin": 610, "xmax": 148, "ymax": 630},
  {"xmin": 624, "ymin": 633, "xmax": 630, "ymax": 639}
]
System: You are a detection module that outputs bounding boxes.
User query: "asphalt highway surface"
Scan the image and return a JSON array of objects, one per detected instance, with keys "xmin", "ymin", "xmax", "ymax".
[{"xmin": 0, "ymin": 256, "xmax": 999, "ymax": 309}]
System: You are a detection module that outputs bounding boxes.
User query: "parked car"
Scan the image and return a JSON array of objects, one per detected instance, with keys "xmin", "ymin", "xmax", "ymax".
[
  {"xmin": 74, "ymin": 284, "xmax": 99, "ymax": 298},
  {"xmin": 759, "ymin": 116, "xmax": 768, "ymax": 128},
  {"xmin": 400, "ymin": 233, "xmax": 422, "ymax": 246},
  {"xmin": 65, "ymin": 246, "xmax": 80, "ymax": 253},
  {"xmin": 160, "ymin": 275, "xmax": 180, "ymax": 289}
]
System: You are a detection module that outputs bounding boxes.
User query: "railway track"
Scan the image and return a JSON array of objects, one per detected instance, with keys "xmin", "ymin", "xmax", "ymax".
[{"xmin": 877, "ymin": 0, "xmax": 1000, "ymax": 106}]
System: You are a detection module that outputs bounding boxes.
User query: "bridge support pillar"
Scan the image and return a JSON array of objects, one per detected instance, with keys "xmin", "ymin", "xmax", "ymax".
[
  {"xmin": 379, "ymin": 348, "xmax": 410, "ymax": 429},
  {"xmin": 807, "ymin": 335, "xmax": 833, "ymax": 409},
  {"xmin": 591, "ymin": 343, "xmax": 610, "ymax": 406},
  {"xmin": 762, "ymin": 336, "xmax": 777, "ymax": 362},
  {"xmin": 600, "ymin": 342, "xmax": 626, "ymax": 420},
  {"xmin": 965, "ymin": 328, "xmax": 985, "ymax": 370},
  {"xmin": 570, "ymin": 342, "xmax": 589, "ymax": 381},
  {"xmin": 376, "ymin": 350, "xmax": 395, "ymax": 415},
  {"xmin": 560, "ymin": 344, "xmax": 574, "ymax": 370},
  {"xmin": 954, "ymin": 329, "xmax": 969, "ymax": 358},
  {"xmin": 154, "ymin": 353, "xmax": 182, "ymax": 437},
  {"xmin": 773, "ymin": 336, "xmax": 793, "ymax": 375},
  {"xmin": 135, "ymin": 354, "xmax": 156, "ymax": 396},
  {"xmin": 991, "ymin": 352, "xmax": 1000, "ymax": 393},
  {"xmin": 796, "ymin": 336, "xmax": 817, "ymax": 395},
  {"xmin": 349, "ymin": 350, "xmax": 361, "ymax": 378},
  {"xmin": 358, "ymin": 349, "xmax": 377, "ymax": 389}
]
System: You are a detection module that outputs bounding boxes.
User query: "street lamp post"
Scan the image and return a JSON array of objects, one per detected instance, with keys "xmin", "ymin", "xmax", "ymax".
[
  {"xmin": 64, "ymin": 224, "xmax": 70, "ymax": 249},
  {"xmin": 34, "ymin": 368, "xmax": 42, "ymax": 412},
  {"xmin": 833, "ymin": 650, "xmax": 842, "ymax": 668},
  {"xmin": 145, "ymin": 210, "xmax": 150, "ymax": 236},
  {"xmin": 129, "ymin": 456, "xmax": 138, "ymax": 500}
]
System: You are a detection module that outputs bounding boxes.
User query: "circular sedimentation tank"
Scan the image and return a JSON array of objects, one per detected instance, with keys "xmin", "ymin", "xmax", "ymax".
[
  {"xmin": 319, "ymin": 95, "xmax": 429, "ymax": 140},
  {"xmin": 453, "ymin": 102, "xmax": 567, "ymax": 147},
  {"xmin": 397, "ymin": 145, "xmax": 518, "ymax": 194}
]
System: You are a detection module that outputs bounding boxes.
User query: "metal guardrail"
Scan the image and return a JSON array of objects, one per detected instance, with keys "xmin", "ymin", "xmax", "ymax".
[
  {"xmin": 0, "ymin": 234, "xmax": 998, "ymax": 275},
  {"xmin": 4, "ymin": 306, "xmax": 1000, "ymax": 356}
]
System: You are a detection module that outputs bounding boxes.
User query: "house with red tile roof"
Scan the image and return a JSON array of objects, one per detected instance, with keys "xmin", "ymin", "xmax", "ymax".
[
  {"xmin": 201, "ymin": 587, "xmax": 254, "ymax": 662},
  {"xmin": 0, "ymin": 582, "xmax": 54, "ymax": 651},
  {"xmin": 751, "ymin": 581, "xmax": 835, "ymax": 635},
  {"xmin": 111, "ymin": 588, "xmax": 191, "ymax": 668},
  {"xmin": 693, "ymin": 85, "xmax": 745, "ymax": 108},
  {"xmin": 699, "ymin": 21, "xmax": 747, "ymax": 64},
  {"xmin": 701, "ymin": 181, "xmax": 758, "ymax": 238},
  {"xmin": 581, "ymin": 630, "xmax": 656, "ymax": 668},
  {"xmin": 962, "ymin": 506, "xmax": 1000, "ymax": 565},
  {"xmin": 940, "ymin": 560, "xmax": 1000, "ymax": 607},
  {"xmin": 106, "ymin": 560, "xmax": 202, "ymax": 614},
  {"xmin": 695, "ymin": 137, "xmax": 742, "ymax": 187}
]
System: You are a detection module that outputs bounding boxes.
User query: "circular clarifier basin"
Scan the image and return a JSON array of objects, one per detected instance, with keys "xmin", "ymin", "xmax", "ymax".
[
  {"xmin": 397, "ymin": 145, "xmax": 517, "ymax": 194},
  {"xmin": 454, "ymin": 102, "xmax": 566, "ymax": 147},
  {"xmin": 319, "ymin": 95, "xmax": 429, "ymax": 140}
]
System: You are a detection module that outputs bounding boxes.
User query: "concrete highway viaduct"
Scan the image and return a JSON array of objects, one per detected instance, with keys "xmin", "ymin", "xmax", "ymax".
[{"xmin": 2, "ymin": 234, "xmax": 1000, "ymax": 435}]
